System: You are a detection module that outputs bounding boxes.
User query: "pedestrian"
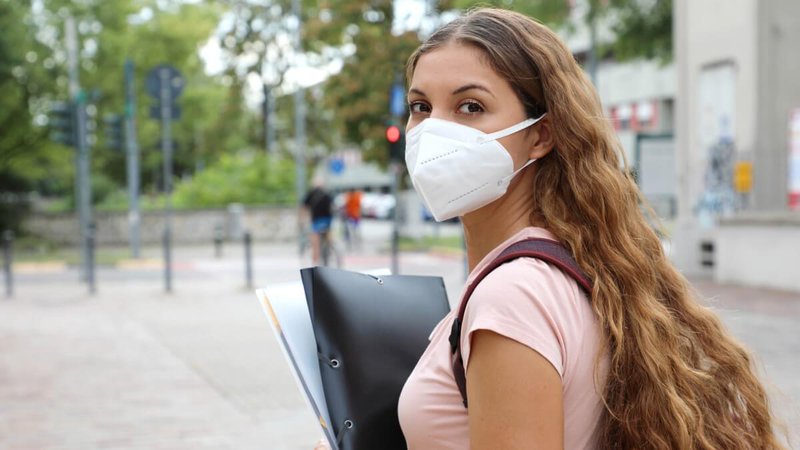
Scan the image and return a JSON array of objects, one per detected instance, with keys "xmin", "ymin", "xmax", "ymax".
[
  {"xmin": 302, "ymin": 178, "xmax": 334, "ymax": 266},
  {"xmin": 343, "ymin": 188, "xmax": 362, "ymax": 249},
  {"xmin": 314, "ymin": 7, "xmax": 785, "ymax": 450}
]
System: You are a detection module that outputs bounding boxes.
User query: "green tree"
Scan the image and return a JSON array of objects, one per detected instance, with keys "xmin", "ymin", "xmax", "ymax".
[
  {"xmin": 301, "ymin": 0, "xmax": 421, "ymax": 164},
  {"xmin": 451, "ymin": 0, "xmax": 672, "ymax": 62},
  {"xmin": 608, "ymin": 0, "xmax": 672, "ymax": 62},
  {"xmin": 449, "ymin": 0, "xmax": 571, "ymax": 24},
  {"xmin": 0, "ymin": 0, "xmax": 73, "ymax": 231},
  {"xmin": 16, "ymin": 0, "xmax": 235, "ymax": 198}
]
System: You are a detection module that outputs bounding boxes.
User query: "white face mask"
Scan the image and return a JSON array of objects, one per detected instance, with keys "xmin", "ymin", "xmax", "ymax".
[{"xmin": 405, "ymin": 115, "xmax": 546, "ymax": 222}]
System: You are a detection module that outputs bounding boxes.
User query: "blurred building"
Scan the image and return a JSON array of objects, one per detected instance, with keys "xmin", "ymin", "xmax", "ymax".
[
  {"xmin": 563, "ymin": 6, "xmax": 678, "ymax": 220},
  {"xmin": 674, "ymin": 0, "xmax": 800, "ymax": 291}
]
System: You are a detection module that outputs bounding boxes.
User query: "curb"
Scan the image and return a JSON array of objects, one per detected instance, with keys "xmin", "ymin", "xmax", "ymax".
[{"xmin": 13, "ymin": 261, "xmax": 68, "ymax": 273}]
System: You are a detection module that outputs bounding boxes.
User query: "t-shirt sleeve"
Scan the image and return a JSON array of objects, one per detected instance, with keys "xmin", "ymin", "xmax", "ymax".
[{"xmin": 460, "ymin": 258, "xmax": 569, "ymax": 378}]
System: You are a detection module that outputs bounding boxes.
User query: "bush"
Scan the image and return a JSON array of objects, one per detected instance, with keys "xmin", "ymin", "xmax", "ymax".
[{"xmin": 172, "ymin": 151, "xmax": 296, "ymax": 208}]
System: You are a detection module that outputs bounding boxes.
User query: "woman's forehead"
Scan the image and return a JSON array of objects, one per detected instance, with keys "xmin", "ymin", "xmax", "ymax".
[{"xmin": 410, "ymin": 42, "xmax": 504, "ymax": 91}]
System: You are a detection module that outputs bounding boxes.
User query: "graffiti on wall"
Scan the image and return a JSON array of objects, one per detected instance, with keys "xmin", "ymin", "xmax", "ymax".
[
  {"xmin": 695, "ymin": 137, "xmax": 736, "ymax": 225},
  {"xmin": 695, "ymin": 63, "xmax": 737, "ymax": 227}
]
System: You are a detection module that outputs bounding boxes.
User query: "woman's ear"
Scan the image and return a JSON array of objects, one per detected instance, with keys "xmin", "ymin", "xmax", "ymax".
[{"xmin": 528, "ymin": 116, "xmax": 555, "ymax": 160}]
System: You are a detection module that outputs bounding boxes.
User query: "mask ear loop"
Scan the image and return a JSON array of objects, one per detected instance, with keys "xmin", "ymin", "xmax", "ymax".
[
  {"xmin": 476, "ymin": 113, "xmax": 547, "ymax": 143},
  {"xmin": 497, "ymin": 158, "xmax": 537, "ymax": 187}
]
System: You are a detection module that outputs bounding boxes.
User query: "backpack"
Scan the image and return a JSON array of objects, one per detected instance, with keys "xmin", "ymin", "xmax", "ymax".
[{"xmin": 448, "ymin": 237, "xmax": 593, "ymax": 408}]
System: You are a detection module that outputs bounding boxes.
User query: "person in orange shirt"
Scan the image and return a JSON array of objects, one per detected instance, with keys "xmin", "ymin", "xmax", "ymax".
[{"xmin": 343, "ymin": 188, "xmax": 362, "ymax": 249}]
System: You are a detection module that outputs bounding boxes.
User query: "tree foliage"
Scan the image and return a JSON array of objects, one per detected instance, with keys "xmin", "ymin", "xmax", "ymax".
[
  {"xmin": 450, "ymin": 0, "xmax": 571, "ymax": 25},
  {"xmin": 608, "ymin": 0, "xmax": 672, "ymax": 62},
  {"xmin": 451, "ymin": 0, "xmax": 673, "ymax": 62},
  {"xmin": 172, "ymin": 151, "xmax": 296, "ymax": 208}
]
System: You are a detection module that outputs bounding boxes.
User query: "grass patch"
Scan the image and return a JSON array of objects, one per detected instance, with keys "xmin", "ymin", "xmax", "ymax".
[
  {"xmin": 399, "ymin": 235, "xmax": 464, "ymax": 252},
  {"xmin": 13, "ymin": 243, "xmax": 132, "ymax": 266}
]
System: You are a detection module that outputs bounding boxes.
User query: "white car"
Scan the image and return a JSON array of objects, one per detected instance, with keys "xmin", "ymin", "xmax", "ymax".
[{"xmin": 361, "ymin": 193, "xmax": 396, "ymax": 220}]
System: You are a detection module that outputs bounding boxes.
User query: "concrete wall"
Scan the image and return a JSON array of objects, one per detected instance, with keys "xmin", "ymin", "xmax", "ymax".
[
  {"xmin": 754, "ymin": 0, "xmax": 800, "ymax": 211},
  {"xmin": 716, "ymin": 214, "xmax": 800, "ymax": 292},
  {"xmin": 674, "ymin": 0, "xmax": 800, "ymax": 286},
  {"xmin": 673, "ymin": 0, "xmax": 759, "ymax": 275},
  {"xmin": 24, "ymin": 207, "xmax": 298, "ymax": 246}
]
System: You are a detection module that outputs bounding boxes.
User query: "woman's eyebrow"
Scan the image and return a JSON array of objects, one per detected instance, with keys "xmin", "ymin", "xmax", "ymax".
[
  {"xmin": 452, "ymin": 83, "xmax": 495, "ymax": 98},
  {"xmin": 408, "ymin": 84, "xmax": 495, "ymax": 98}
]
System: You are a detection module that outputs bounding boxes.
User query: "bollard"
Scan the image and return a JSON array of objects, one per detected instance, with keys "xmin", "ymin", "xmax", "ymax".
[
  {"xmin": 163, "ymin": 227, "xmax": 172, "ymax": 293},
  {"xmin": 3, "ymin": 230, "xmax": 13, "ymax": 298},
  {"xmin": 87, "ymin": 223, "xmax": 96, "ymax": 294},
  {"xmin": 244, "ymin": 230, "xmax": 253, "ymax": 289},
  {"xmin": 214, "ymin": 224, "xmax": 224, "ymax": 258}
]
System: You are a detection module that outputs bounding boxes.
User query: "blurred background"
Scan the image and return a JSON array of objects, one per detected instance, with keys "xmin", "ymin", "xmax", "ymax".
[{"xmin": 0, "ymin": 0, "xmax": 798, "ymax": 449}]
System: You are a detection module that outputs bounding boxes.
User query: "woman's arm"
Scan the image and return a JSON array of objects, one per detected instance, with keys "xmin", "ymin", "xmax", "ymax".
[{"xmin": 467, "ymin": 330, "xmax": 564, "ymax": 450}]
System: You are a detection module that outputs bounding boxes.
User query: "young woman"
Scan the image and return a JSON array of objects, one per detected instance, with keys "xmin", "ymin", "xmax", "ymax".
[{"xmin": 393, "ymin": 7, "xmax": 785, "ymax": 450}]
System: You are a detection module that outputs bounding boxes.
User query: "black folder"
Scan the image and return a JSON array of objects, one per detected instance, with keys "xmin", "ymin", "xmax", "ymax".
[{"xmin": 301, "ymin": 267, "xmax": 450, "ymax": 450}]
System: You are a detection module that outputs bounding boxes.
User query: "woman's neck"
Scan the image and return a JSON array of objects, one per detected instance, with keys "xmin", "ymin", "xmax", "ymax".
[{"xmin": 461, "ymin": 170, "xmax": 538, "ymax": 272}]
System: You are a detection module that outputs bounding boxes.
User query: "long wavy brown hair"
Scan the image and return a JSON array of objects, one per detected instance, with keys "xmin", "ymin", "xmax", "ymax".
[{"xmin": 406, "ymin": 8, "xmax": 786, "ymax": 449}]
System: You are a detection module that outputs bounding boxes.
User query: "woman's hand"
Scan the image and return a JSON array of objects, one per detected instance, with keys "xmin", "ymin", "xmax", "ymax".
[{"xmin": 313, "ymin": 438, "xmax": 332, "ymax": 450}]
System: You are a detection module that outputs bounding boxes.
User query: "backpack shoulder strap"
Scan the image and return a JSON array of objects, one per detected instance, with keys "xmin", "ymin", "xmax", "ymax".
[{"xmin": 449, "ymin": 238, "xmax": 592, "ymax": 408}]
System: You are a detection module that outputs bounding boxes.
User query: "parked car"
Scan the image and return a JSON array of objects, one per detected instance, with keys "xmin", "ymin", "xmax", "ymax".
[{"xmin": 362, "ymin": 193, "xmax": 396, "ymax": 220}]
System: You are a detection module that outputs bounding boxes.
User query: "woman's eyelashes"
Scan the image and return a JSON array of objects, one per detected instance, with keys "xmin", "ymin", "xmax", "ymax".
[
  {"xmin": 407, "ymin": 99, "xmax": 485, "ymax": 116},
  {"xmin": 409, "ymin": 101, "xmax": 431, "ymax": 114},
  {"xmin": 457, "ymin": 100, "xmax": 484, "ymax": 115}
]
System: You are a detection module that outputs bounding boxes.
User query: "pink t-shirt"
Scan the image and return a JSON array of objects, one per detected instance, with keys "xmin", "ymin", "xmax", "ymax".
[{"xmin": 398, "ymin": 227, "xmax": 606, "ymax": 449}]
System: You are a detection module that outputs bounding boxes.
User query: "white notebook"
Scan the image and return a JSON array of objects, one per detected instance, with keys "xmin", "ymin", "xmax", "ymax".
[{"xmin": 255, "ymin": 269, "xmax": 390, "ymax": 449}]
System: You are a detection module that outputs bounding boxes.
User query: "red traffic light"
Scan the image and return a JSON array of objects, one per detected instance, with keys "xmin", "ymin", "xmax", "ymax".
[{"xmin": 385, "ymin": 125, "xmax": 401, "ymax": 143}]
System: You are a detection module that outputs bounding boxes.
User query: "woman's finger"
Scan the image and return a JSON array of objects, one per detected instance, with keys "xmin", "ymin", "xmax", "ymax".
[{"xmin": 313, "ymin": 438, "xmax": 331, "ymax": 450}]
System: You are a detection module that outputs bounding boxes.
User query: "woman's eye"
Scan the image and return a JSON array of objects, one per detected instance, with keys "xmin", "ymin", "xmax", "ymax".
[
  {"xmin": 409, "ymin": 102, "xmax": 431, "ymax": 114},
  {"xmin": 457, "ymin": 101, "xmax": 484, "ymax": 114}
]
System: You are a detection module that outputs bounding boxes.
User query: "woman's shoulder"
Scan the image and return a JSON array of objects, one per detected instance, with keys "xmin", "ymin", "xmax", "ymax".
[{"xmin": 472, "ymin": 255, "xmax": 586, "ymax": 306}]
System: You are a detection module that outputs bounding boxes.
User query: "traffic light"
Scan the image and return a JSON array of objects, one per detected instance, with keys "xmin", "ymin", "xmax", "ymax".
[
  {"xmin": 103, "ymin": 114, "xmax": 124, "ymax": 151},
  {"xmin": 49, "ymin": 101, "xmax": 75, "ymax": 147},
  {"xmin": 386, "ymin": 124, "xmax": 405, "ymax": 162}
]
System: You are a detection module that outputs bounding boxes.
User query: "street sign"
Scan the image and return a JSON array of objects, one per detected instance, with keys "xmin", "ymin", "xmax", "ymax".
[
  {"xmin": 145, "ymin": 64, "xmax": 184, "ymax": 100},
  {"xmin": 328, "ymin": 158, "xmax": 345, "ymax": 175},
  {"xmin": 390, "ymin": 83, "xmax": 405, "ymax": 117},
  {"xmin": 733, "ymin": 161, "xmax": 753, "ymax": 194}
]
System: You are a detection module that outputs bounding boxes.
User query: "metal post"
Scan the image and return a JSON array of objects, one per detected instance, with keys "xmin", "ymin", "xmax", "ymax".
[
  {"xmin": 214, "ymin": 224, "xmax": 223, "ymax": 258},
  {"xmin": 3, "ymin": 230, "xmax": 13, "ymax": 298},
  {"xmin": 160, "ymin": 68, "xmax": 173, "ymax": 293},
  {"xmin": 124, "ymin": 59, "xmax": 141, "ymax": 258},
  {"xmin": 87, "ymin": 222, "xmax": 96, "ymax": 294},
  {"xmin": 390, "ymin": 163, "xmax": 400, "ymax": 275},
  {"xmin": 76, "ymin": 97, "xmax": 92, "ymax": 285},
  {"xmin": 292, "ymin": 0, "xmax": 307, "ymax": 256},
  {"xmin": 244, "ymin": 230, "xmax": 253, "ymax": 289},
  {"xmin": 264, "ymin": 83, "xmax": 276, "ymax": 155},
  {"xmin": 162, "ymin": 229, "xmax": 172, "ymax": 289},
  {"xmin": 588, "ymin": 7, "xmax": 598, "ymax": 87},
  {"xmin": 66, "ymin": 16, "xmax": 92, "ymax": 283}
]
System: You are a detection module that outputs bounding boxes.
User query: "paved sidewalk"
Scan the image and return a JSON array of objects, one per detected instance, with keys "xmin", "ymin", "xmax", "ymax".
[{"xmin": 0, "ymin": 231, "xmax": 798, "ymax": 449}]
